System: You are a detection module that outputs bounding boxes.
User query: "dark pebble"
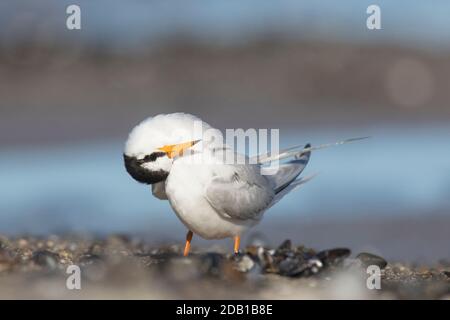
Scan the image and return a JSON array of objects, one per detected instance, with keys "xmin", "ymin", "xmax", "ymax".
[
  {"xmin": 277, "ymin": 239, "xmax": 292, "ymax": 251},
  {"xmin": 316, "ymin": 248, "xmax": 351, "ymax": 267},
  {"xmin": 356, "ymin": 252, "xmax": 387, "ymax": 269},
  {"xmin": 278, "ymin": 257, "xmax": 306, "ymax": 277},
  {"xmin": 278, "ymin": 256, "xmax": 324, "ymax": 277},
  {"xmin": 32, "ymin": 250, "xmax": 59, "ymax": 269},
  {"xmin": 302, "ymin": 258, "xmax": 324, "ymax": 276}
]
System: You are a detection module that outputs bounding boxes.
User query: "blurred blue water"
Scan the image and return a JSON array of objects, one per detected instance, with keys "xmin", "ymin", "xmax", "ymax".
[
  {"xmin": 1, "ymin": 124, "xmax": 449, "ymax": 235},
  {"xmin": 2, "ymin": 0, "xmax": 450, "ymax": 51}
]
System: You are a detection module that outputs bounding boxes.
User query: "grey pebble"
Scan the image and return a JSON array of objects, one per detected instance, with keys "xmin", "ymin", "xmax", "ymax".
[
  {"xmin": 356, "ymin": 252, "xmax": 388, "ymax": 269},
  {"xmin": 234, "ymin": 255, "xmax": 255, "ymax": 273}
]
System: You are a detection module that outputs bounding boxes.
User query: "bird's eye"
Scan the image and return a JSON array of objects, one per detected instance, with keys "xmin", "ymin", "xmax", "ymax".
[{"xmin": 142, "ymin": 152, "xmax": 166, "ymax": 163}]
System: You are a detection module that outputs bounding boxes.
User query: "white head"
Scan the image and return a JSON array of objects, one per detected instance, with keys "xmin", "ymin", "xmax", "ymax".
[{"xmin": 124, "ymin": 113, "xmax": 221, "ymax": 184}]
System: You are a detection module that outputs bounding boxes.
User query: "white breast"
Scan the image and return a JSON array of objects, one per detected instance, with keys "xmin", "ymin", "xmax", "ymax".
[{"xmin": 164, "ymin": 154, "xmax": 258, "ymax": 239}]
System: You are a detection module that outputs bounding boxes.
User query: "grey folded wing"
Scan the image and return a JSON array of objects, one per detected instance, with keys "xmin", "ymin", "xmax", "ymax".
[
  {"xmin": 264, "ymin": 144, "xmax": 311, "ymax": 194},
  {"xmin": 204, "ymin": 165, "xmax": 275, "ymax": 221}
]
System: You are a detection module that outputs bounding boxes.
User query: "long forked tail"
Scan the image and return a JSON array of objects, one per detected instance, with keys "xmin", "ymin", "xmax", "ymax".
[
  {"xmin": 261, "ymin": 136, "xmax": 369, "ymax": 205},
  {"xmin": 253, "ymin": 136, "xmax": 370, "ymax": 164}
]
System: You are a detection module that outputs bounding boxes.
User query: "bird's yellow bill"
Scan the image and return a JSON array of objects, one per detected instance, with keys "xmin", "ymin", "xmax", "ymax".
[{"xmin": 158, "ymin": 140, "xmax": 200, "ymax": 158}]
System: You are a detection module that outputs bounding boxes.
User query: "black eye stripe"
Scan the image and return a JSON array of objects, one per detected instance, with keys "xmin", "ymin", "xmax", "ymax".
[{"xmin": 143, "ymin": 152, "xmax": 166, "ymax": 162}]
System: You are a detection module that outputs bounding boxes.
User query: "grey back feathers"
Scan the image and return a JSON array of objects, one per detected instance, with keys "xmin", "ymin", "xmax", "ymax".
[
  {"xmin": 204, "ymin": 165, "xmax": 275, "ymax": 221},
  {"xmin": 204, "ymin": 144, "xmax": 312, "ymax": 220}
]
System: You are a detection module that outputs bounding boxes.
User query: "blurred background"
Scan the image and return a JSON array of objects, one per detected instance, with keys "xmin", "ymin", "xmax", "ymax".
[{"xmin": 1, "ymin": 0, "xmax": 449, "ymax": 262}]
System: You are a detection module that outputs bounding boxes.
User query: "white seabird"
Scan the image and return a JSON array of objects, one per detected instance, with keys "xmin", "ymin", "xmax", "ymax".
[{"xmin": 124, "ymin": 113, "xmax": 366, "ymax": 255}]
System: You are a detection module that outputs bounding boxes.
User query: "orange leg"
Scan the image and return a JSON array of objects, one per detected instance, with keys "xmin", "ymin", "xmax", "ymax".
[
  {"xmin": 234, "ymin": 235, "xmax": 240, "ymax": 254},
  {"xmin": 183, "ymin": 230, "xmax": 193, "ymax": 256}
]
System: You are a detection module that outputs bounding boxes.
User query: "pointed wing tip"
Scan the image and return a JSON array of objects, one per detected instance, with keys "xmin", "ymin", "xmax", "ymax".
[
  {"xmin": 307, "ymin": 172, "xmax": 320, "ymax": 179},
  {"xmin": 345, "ymin": 136, "xmax": 371, "ymax": 142},
  {"xmin": 294, "ymin": 143, "xmax": 312, "ymax": 160}
]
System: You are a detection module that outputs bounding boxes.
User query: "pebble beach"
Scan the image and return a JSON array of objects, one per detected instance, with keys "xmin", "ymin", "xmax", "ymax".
[{"xmin": 1, "ymin": 235, "xmax": 449, "ymax": 299}]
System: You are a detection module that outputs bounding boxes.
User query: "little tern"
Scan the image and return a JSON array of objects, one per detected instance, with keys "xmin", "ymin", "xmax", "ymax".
[{"xmin": 124, "ymin": 113, "xmax": 366, "ymax": 256}]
